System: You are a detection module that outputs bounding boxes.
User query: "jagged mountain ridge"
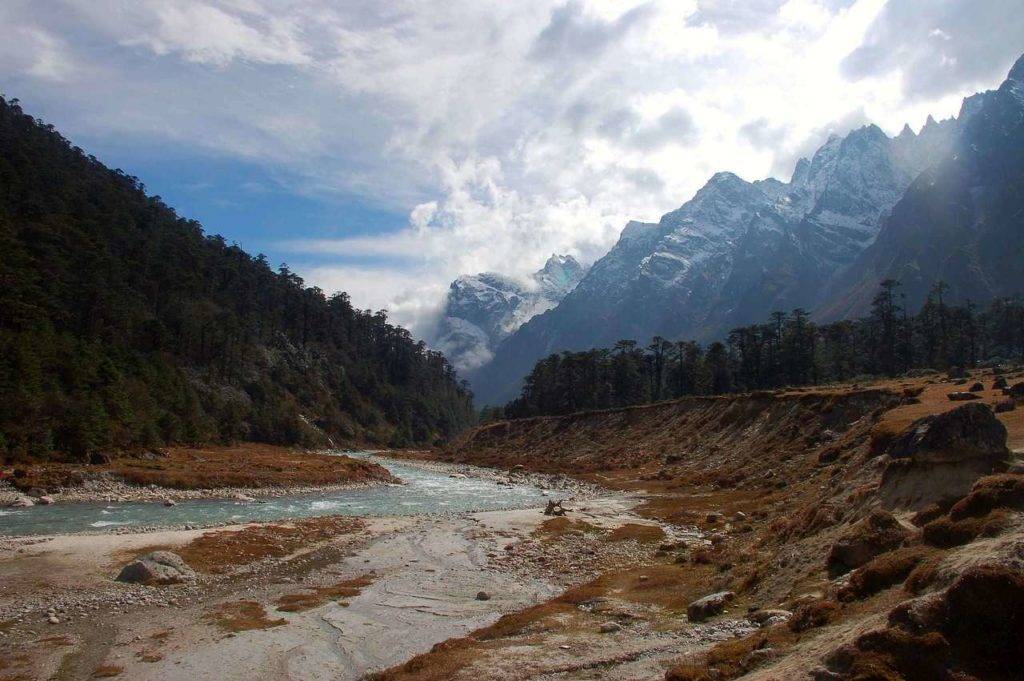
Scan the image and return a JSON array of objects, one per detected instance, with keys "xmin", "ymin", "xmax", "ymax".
[
  {"xmin": 468, "ymin": 113, "xmax": 959, "ymax": 405},
  {"xmin": 818, "ymin": 54, "xmax": 1024, "ymax": 319},
  {"xmin": 434, "ymin": 255, "xmax": 586, "ymax": 373}
]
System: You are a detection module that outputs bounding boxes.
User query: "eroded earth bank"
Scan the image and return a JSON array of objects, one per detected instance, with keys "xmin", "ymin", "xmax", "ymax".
[{"xmin": 2, "ymin": 368, "xmax": 1023, "ymax": 681}]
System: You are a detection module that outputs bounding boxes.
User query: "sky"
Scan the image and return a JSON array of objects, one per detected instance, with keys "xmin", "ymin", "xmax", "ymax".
[{"xmin": 2, "ymin": 0, "xmax": 1022, "ymax": 340}]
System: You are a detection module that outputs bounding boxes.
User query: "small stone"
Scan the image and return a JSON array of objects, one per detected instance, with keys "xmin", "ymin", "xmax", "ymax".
[
  {"xmin": 599, "ymin": 622, "xmax": 621, "ymax": 633},
  {"xmin": 475, "ymin": 591, "xmax": 491, "ymax": 601},
  {"xmin": 47, "ymin": 614, "xmax": 60, "ymax": 624}
]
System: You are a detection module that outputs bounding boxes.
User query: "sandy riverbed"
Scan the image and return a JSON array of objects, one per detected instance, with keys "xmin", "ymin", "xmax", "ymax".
[{"xmin": 0, "ymin": 465, "xmax": 655, "ymax": 681}]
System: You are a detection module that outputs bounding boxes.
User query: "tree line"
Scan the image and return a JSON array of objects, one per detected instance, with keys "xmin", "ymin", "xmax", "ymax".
[
  {"xmin": 497, "ymin": 280, "xmax": 1024, "ymax": 419},
  {"xmin": 0, "ymin": 97, "xmax": 475, "ymax": 462}
]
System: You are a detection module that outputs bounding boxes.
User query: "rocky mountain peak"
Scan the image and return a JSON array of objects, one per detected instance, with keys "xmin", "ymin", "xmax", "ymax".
[
  {"xmin": 434, "ymin": 255, "xmax": 587, "ymax": 373},
  {"xmin": 1008, "ymin": 52, "xmax": 1024, "ymax": 82}
]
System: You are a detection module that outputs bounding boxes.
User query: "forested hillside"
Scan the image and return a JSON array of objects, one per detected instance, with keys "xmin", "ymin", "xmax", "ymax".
[
  {"xmin": 500, "ymin": 281, "xmax": 1024, "ymax": 418},
  {"xmin": 0, "ymin": 97, "xmax": 474, "ymax": 462}
]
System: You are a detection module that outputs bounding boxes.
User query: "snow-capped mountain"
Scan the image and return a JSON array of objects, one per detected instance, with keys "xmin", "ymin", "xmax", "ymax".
[
  {"xmin": 469, "ymin": 117, "xmax": 957, "ymax": 405},
  {"xmin": 818, "ymin": 54, "xmax": 1024, "ymax": 320},
  {"xmin": 434, "ymin": 255, "xmax": 586, "ymax": 373}
]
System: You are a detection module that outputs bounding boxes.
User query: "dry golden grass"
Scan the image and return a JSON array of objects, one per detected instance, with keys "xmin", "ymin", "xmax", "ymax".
[
  {"xmin": 205, "ymin": 600, "xmax": 286, "ymax": 632},
  {"xmin": 533, "ymin": 516, "xmax": 602, "ymax": 538},
  {"xmin": 276, "ymin": 574, "xmax": 374, "ymax": 612},
  {"xmin": 10, "ymin": 443, "xmax": 395, "ymax": 492},
  {"xmin": 871, "ymin": 372, "xmax": 1024, "ymax": 454},
  {"xmin": 119, "ymin": 516, "xmax": 364, "ymax": 574},
  {"xmin": 604, "ymin": 522, "xmax": 666, "ymax": 543},
  {"xmin": 110, "ymin": 444, "xmax": 394, "ymax": 489}
]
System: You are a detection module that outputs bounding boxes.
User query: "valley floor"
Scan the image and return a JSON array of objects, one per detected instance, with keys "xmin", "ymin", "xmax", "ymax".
[{"xmin": 2, "ymin": 370, "xmax": 1023, "ymax": 681}]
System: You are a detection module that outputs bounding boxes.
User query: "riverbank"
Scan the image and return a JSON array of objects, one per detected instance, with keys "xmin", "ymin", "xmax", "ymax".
[{"xmin": 0, "ymin": 461, "xmax": 657, "ymax": 680}]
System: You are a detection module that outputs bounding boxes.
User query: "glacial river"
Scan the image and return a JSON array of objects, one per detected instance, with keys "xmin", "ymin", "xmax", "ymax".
[{"xmin": 0, "ymin": 453, "xmax": 550, "ymax": 536}]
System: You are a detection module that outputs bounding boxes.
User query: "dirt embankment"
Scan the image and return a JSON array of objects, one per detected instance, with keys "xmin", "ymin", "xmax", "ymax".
[
  {"xmin": 376, "ymin": 374, "xmax": 1024, "ymax": 680},
  {"xmin": 447, "ymin": 387, "xmax": 901, "ymax": 481}
]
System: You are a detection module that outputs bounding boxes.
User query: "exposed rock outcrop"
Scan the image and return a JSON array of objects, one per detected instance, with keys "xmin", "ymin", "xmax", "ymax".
[{"xmin": 880, "ymin": 403, "xmax": 1010, "ymax": 510}]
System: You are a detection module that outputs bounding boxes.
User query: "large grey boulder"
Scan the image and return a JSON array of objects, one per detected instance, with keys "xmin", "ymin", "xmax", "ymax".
[
  {"xmin": 880, "ymin": 403, "xmax": 1010, "ymax": 510},
  {"xmin": 116, "ymin": 551, "xmax": 196, "ymax": 585},
  {"xmin": 687, "ymin": 591, "xmax": 734, "ymax": 622}
]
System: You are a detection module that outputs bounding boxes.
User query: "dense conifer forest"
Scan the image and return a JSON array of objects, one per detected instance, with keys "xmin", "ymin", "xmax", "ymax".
[
  {"xmin": 498, "ymin": 280, "xmax": 1024, "ymax": 419},
  {"xmin": 0, "ymin": 97, "xmax": 474, "ymax": 462}
]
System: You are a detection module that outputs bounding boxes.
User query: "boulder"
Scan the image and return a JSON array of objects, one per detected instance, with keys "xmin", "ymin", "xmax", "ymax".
[
  {"xmin": 475, "ymin": 591, "xmax": 490, "ymax": 601},
  {"xmin": 116, "ymin": 551, "xmax": 196, "ymax": 585},
  {"xmin": 995, "ymin": 400, "xmax": 1016, "ymax": 414},
  {"xmin": 967, "ymin": 382, "xmax": 984, "ymax": 393},
  {"xmin": 687, "ymin": 590, "xmax": 734, "ymax": 622},
  {"xmin": 1009, "ymin": 382, "xmax": 1024, "ymax": 400},
  {"xmin": 826, "ymin": 510, "xmax": 909, "ymax": 576},
  {"xmin": 947, "ymin": 391, "xmax": 980, "ymax": 401},
  {"xmin": 993, "ymin": 376, "xmax": 1008, "ymax": 390},
  {"xmin": 232, "ymin": 493, "xmax": 255, "ymax": 502},
  {"xmin": 880, "ymin": 403, "xmax": 1010, "ymax": 510},
  {"xmin": 36, "ymin": 495, "xmax": 55, "ymax": 505},
  {"xmin": 9, "ymin": 496, "xmax": 34, "ymax": 508}
]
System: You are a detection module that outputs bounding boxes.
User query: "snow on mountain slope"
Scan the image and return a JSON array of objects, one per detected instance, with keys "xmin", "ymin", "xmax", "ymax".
[
  {"xmin": 469, "ymin": 118, "xmax": 957, "ymax": 405},
  {"xmin": 434, "ymin": 255, "xmax": 586, "ymax": 373}
]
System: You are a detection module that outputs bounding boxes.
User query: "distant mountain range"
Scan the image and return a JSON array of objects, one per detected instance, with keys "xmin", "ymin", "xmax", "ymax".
[
  {"xmin": 433, "ymin": 255, "xmax": 586, "ymax": 374},
  {"xmin": 455, "ymin": 53, "xmax": 1024, "ymax": 406}
]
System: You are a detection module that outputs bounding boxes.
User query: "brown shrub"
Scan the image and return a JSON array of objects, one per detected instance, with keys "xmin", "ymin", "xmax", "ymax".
[
  {"xmin": 838, "ymin": 547, "xmax": 929, "ymax": 601},
  {"xmin": 825, "ymin": 629, "xmax": 950, "ymax": 681},
  {"xmin": 922, "ymin": 509, "xmax": 1015, "ymax": 548},
  {"xmin": 947, "ymin": 473, "xmax": 1024, "ymax": 520},
  {"xmin": 940, "ymin": 565, "xmax": 1024, "ymax": 678},
  {"xmin": 788, "ymin": 599, "xmax": 840, "ymax": 633},
  {"xmin": 904, "ymin": 555, "xmax": 945, "ymax": 594}
]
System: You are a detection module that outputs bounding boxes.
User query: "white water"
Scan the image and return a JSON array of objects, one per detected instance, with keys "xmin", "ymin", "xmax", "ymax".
[{"xmin": 0, "ymin": 453, "xmax": 548, "ymax": 536}]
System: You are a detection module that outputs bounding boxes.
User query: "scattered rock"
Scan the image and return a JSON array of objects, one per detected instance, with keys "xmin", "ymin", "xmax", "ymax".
[
  {"xmin": 116, "ymin": 551, "xmax": 196, "ymax": 585},
  {"xmin": 706, "ymin": 511, "xmax": 723, "ymax": 523},
  {"xmin": 687, "ymin": 591, "xmax": 734, "ymax": 622},
  {"xmin": 993, "ymin": 376, "xmax": 1008, "ymax": 390},
  {"xmin": 967, "ymin": 382, "xmax": 984, "ymax": 392},
  {"xmin": 162, "ymin": 499, "xmax": 176, "ymax": 507},
  {"xmin": 37, "ymin": 495, "xmax": 55, "ymax": 505},
  {"xmin": 599, "ymin": 621, "xmax": 621, "ymax": 633},
  {"xmin": 748, "ymin": 609, "xmax": 792, "ymax": 626},
  {"xmin": 475, "ymin": 591, "xmax": 490, "ymax": 601},
  {"xmin": 947, "ymin": 391, "xmax": 980, "ymax": 401},
  {"xmin": 9, "ymin": 496, "xmax": 34, "ymax": 508},
  {"xmin": 1008, "ymin": 382, "xmax": 1024, "ymax": 400},
  {"xmin": 232, "ymin": 493, "xmax": 255, "ymax": 503},
  {"xmin": 994, "ymin": 400, "xmax": 1016, "ymax": 413}
]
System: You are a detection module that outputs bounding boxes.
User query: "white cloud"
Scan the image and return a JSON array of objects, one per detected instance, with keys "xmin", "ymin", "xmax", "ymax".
[{"xmin": 1, "ymin": 0, "xmax": 1019, "ymax": 342}]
